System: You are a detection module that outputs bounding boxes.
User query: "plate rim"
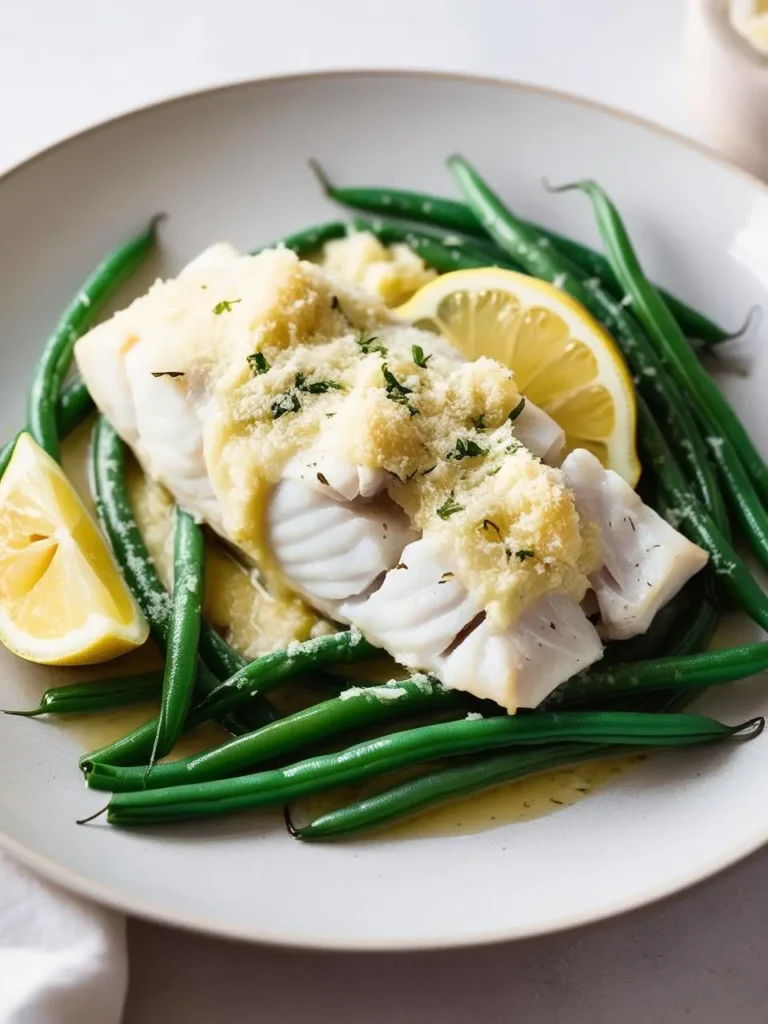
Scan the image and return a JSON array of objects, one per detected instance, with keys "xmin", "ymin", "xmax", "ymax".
[{"xmin": 2, "ymin": 66, "xmax": 768, "ymax": 951}]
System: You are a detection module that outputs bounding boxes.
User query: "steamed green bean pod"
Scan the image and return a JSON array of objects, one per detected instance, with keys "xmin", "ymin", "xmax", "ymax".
[{"xmin": 96, "ymin": 711, "xmax": 762, "ymax": 826}]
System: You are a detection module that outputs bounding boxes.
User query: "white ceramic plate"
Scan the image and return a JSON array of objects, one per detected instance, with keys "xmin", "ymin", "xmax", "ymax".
[{"xmin": 1, "ymin": 71, "xmax": 768, "ymax": 950}]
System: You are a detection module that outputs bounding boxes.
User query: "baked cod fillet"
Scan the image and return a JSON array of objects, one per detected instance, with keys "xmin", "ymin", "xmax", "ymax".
[{"xmin": 75, "ymin": 241, "xmax": 708, "ymax": 711}]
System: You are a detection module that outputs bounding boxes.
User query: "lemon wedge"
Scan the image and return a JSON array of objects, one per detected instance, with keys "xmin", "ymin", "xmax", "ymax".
[
  {"xmin": 0, "ymin": 433, "xmax": 148, "ymax": 665},
  {"xmin": 396, "ymin": 267, "xmax": 639, "ymax": 484}
]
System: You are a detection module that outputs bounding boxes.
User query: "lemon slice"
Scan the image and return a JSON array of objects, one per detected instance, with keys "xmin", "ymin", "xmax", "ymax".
[
  {"xmin": 0, "ymin": 433, "xmax": 148, "ymax": 665},
  {"xmin": 396, "ymin": 267, "xmax": 639, "ymax": 483}
]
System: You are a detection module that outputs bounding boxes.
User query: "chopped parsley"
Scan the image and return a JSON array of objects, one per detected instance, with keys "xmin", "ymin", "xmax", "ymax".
[
  {"xmin": 508, "ymin": 396, "xmax": 526, "ymax": 422},
  {"xmin": 247, "ymin": 352, "xmax": 270, "ymax": 375},
  {"xmin": 151, "ymin": 371, "xmax": 185, "ymax": 378},
  {"xmin": 412, "ymin": 344, "xmax": 432, "ymax": 368},
  {"xmin": 295, "ymin": 371, "xmax": 344, "ymax": 395},
  {"xmin": 446, "ymin": 438, "xmax": 488, "ymax": 461},
  {"xmin": 357, "ymin": 332, "xmax": 387, "ymax": 355},
  {"xmin": 472, "ymin": 414, "xmax": 486, "ymax": 431},
  {"xmin": 212, "ymin": 298, "xmax": 242, "ymax": 315},
  {"xmin": 515, "ymin": 549, "xmax": 535, "ymax": 562},
  {"xmin": 382, "ymin": 364, "xmax": 419, "ymax": 416},
  {"xmin": 437, "ymin": 492, "xmax": 464, "ymax": 520},
  {"xmin": 270, "ymin": 372, "xmax": 343, "ymax": 419},
  {"xmin": 271, "ymin": 391, "xmax": 302, "ymax": 419}
]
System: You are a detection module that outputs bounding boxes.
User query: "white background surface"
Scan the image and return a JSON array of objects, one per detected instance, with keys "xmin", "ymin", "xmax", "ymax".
[{"xmin": 3, "ymin": 0, "xmax": 768, "ymax": 1020}]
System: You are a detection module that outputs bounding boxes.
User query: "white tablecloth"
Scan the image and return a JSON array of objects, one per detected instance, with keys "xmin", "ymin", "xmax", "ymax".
[{"xmin": 3, "ymin": 2, "xmax": 768, "ymax": 1021}]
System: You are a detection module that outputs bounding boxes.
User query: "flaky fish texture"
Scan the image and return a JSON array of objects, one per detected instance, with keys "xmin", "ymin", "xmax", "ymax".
[{"xmin": 75, "ymin": 243, "xmax": 707, "ymax": 712}]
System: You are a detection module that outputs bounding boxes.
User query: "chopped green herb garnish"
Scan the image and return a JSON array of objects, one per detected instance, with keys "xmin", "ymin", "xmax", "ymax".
[
  {"xmin": 213, "ymin": 298, "xmax": 242, "ymax": 315},
  {"xmin": 150, "ymin": 371, "xmax": 185, "ymax": 379},
  {"xmin": 506, "ymin": 439, "xmax": 522, "ymax": 454},
  {"xmin": 437, "ymin": 492, "xmax": 464, "ymax": 520},
  {"xmin": 472, "ymin": 414, "xmax": 486, "ymax": 431},
  {"xmin": 382, "ymin": 364, "xmax": 419, "ymax": 416},
  {"xmin": 446, "ymin": 438, "xmax": 488, "ymax": 461},
  {"xmin": 295, "ymin": 372, "xmax": 344, "ymax": 395},
  {"xmin": 271, "ymin": 371, "xmax": 343, "ymax": 417},
  {"xmin": 412, "ymin": 344, "xmax": 432, "ymax": 368},
  {"xmin": 247, "ymin": 352, "xmax": 270, "ymax": 375},
  {"xmin": 357, "ymin": 332, "xmax": 387, "ymax": 355},
  {"xmin": 508, "ymin": 396, "xmax": 526, "ymax": 422},
  {"xmin": 516, "ymin": 549, "xmax": 535, "ymax": 562},
  {"xmin": 481, "ymin": 519, "xmax": 502, "ymax": 537},
  {"xmin": 271, "ymin": 391, "xmax": 302, "ymax": 419}
]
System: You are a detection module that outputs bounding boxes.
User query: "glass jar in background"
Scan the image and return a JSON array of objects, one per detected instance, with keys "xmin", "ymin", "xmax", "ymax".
[{"xmin": 685, "ymin": 0, "xmax": 768, "ymax": 180}]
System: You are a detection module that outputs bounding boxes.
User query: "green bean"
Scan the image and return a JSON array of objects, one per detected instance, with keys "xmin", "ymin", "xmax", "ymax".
[
  {"xmin": 81, "ymin": 631, "xmax": 376, "ymax": 768},
  {"xmin": 0, "ymin": 378, "xmax": 95, "ymax": 479},
  {"xmin": 550, "ymin": 631, "xmax": 768, "ymax": 706},
  {"xmin": 299, "ymin": 610, "xmax": 755, "ymax": 835},
  {"xmin": 95, "ymin": 711, "xmax": 761, "ymax": 826},
  {"xmin": 665, "ymin": 598, "xmax": 720, "ymax": 659},
  {"xmin": 254, "ymin": 220, "xmax": 348, "ymax": 257},
  {"xmin": 190, "ymin": 630, "xmax": 378, "ymax": 722},
  {"xmin": 84, "ymin": 676, "xmax": 474, "ymax": 792},
  {"xmin": 80, "ymin": 715, "xmax": 174, "ymax": 770},
  {"xmin": 3, "ymin": 671, "xmax": 163, "ymax": 718},
  {"xmin": 351, "ymin": 217, "xmax": 523, "ymax": 274},
  {"xmin": 575, "ymin": 597, "xmax": 718, "ymax": 711},
  {"xmin": 57, "ymin": 378, "xmax": 95, "ymax": 434},
  {"xmin": 292, "ymin": 743, "xmax": 619, "ymax": 839},
  {"xmin": 637, "ymin": 396, "xmax": 768, "ymax": 631},
  {"xmin": 309, "ymin": 163, "xmax": 732, "ymax": 345},
  {"xmin": 600, "ymin": 586, "xmax": 693, "ymax": 666},
  {"xmin": 686, "ymin": 402, "xmax": 768, "ymax": 573},
  {"xmin": 558, "ymin": 180, "xmax": 768, "ymax": 505},
  {"xmin": 650, "ymin": 599, "xmax": 722, "ymax": 714},
  {"xmin": 445, "ymin": 155, "xmax": 729, "ymax": 534},
  {"xmin": 28, "ymin": 218, "xmax": 160, "ymax": 462},
  {"xmin": 148, "ymin": 508, "xmax": 205, "ymax": 766},
  {"xmin": 89, "ymin": 416, "xmax": 277, "ymax": 751},
  {"xmin": 92, "ymin": 416, "xmax": 173, "ymax": 647},
  {"xmin": 295, "ymin": 695, "xmax": 747, "ymax": 837},
  {"xmin": 90, "ymin": 418, "xmax": 264, "ymax": 690}
]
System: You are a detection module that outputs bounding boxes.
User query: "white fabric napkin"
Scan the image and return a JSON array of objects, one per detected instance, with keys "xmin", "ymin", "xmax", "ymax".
[{"xmin": 0, "ymin": 851, "xmax": 127, "ymax": 1023}]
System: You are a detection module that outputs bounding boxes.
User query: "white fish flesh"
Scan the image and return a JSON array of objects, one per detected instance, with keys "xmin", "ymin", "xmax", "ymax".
[
  {"xmin": 74, "ymin": 244, "xmax": 708, "ymax": 713},
  {"xmin": 513, "ymin": 401, "xmax": 565, "ymax": 466},
  {"xmin": 346, "ymin": 536, "xmax": 602, "ymax": 709},
  {"xmin": 561, "ymin": 448, "xmax": 709, "ymax": 640},
  {"xmin": 268, "ymin": 452, "xmax": 416, "ymax": 613}
]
